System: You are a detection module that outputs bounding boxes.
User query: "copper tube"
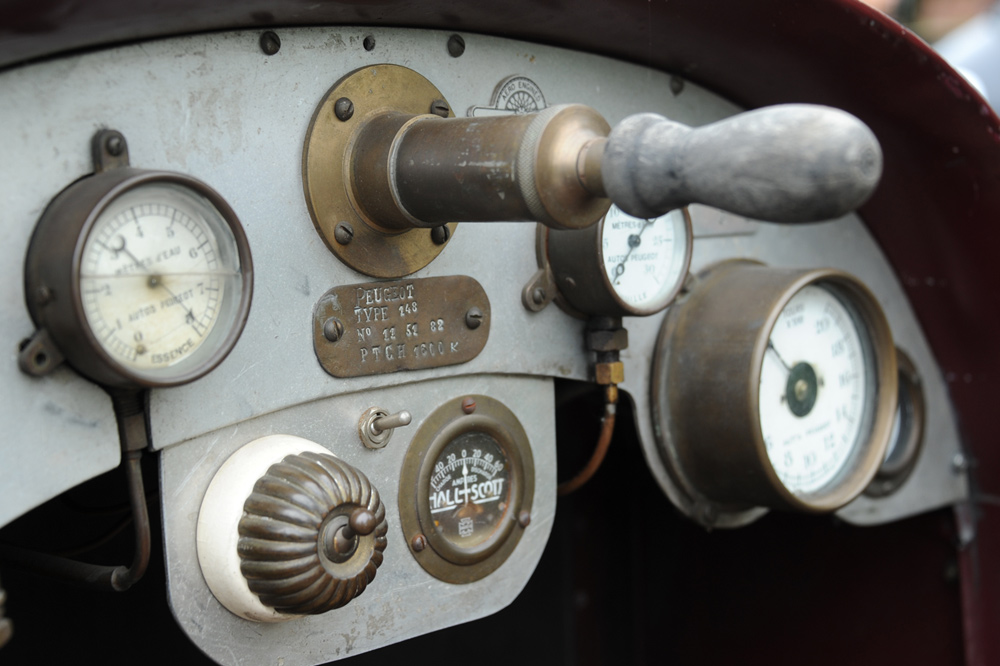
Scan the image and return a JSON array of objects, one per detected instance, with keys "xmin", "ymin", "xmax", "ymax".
[{"xmin": 557, "ymin": 384, "xmax": 618, "ymax": 496}]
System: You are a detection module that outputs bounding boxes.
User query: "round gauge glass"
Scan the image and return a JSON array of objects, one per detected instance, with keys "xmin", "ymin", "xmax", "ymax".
[
  {"xmin": 428, "ymin": 431, "xmax": 512, "ymax": 550},
  {"xmin": 600, "ymin": 204, "xmax": 690, "ymax": 313},
  {"xmin": 78, "ymin": 183, "xmax": 248, "ymax": 384},
  {"xmin": 759, "ymin": 284, "xmax": 875, "ymax": 495}
]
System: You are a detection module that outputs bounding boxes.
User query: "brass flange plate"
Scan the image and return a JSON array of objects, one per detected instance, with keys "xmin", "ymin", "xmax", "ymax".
[
  {"xmin": 313, "ymin": 276, "xmax": 490, "ymax": 378},
  {"xmin": 303, "ymin": 64, "xmax": 456, "ymax": 278}
]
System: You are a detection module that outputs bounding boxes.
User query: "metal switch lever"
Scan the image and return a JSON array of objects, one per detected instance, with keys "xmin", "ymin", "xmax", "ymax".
[
  {"xmin": 359, "ymin": 407, "xmax": 411, "ymax": 449},
  {"xmin": 351, "ymin": 102, "xmax": 881, "ymax": 230},
  {"xmin": 371, "ymin": 410, "xmax": 412, "ymax": 434}
]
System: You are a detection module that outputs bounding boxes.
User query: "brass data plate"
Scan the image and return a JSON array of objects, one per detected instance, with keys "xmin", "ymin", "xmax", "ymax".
[{"xmin": 313, "ymin": 276, "xmax": 490, "ymax": 378}]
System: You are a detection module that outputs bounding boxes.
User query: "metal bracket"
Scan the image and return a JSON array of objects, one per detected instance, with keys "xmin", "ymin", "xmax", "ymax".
[
  {"xmin": 521, "ymin": 267, "xmax": 557, "ymax": 312},
  {"xmin": 17, "ymin": 329, "xmax": 65, "ymax": 377},
  {"xmin": 91, "ymin": 129, "xmax": 130, "ymax": 172}
]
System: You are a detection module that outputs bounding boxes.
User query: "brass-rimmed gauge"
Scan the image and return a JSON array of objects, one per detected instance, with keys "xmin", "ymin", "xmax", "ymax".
[
  {"xmin": 650, "ymin": 261, "xmax": 896, "ymax": 521},
  {"xmin": 22, "ymin": 131, "xmax": 253, "ymax": 388},
  {"xmin": 399, "ymin": 395, "xmax": 534, "ymax": 584},
  {"xmin": 544, "ymin": 205, "xmax": 693, "ymax": 317}
]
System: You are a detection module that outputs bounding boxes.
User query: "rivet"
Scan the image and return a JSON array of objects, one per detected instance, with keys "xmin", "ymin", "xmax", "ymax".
[
  {"xmin": 410, "ymin": 534, "xmax": 427, "ymax": 552},
  {"xmin": 105, "ymin": 135, "xmax": 124, "ymax": 157},
  {"xmin": 952, "ymin": 453, "xmax": 969, "ymax": 474},
  {"xmin": 431, "ymin": 225, "xmax": 451, "ymax": 245},
  {"xmin": 35, "ymin": 285, "xmax": 53, "ymax": 306},
  {"xmin": 429, "ymin": 99, "xmax": 450, "ymax": 118},
  {"xmin": 334, "ymin": 97, "xmax": 355, "ymax": 122},
  {"xmin": 670, "ymin": 76, "xmax": 685, "ymax": 96},
  {"xmin": 465, "ymin": 307, "xmax": 483, "ymax": 330},
  {"xmin": 323, "ymin": 318, "xmax": 344, "ymax": 342},
  {"xmin": 363, "ymin": 35, "xmax": 376, "ymax": 51},
  {"xmin": 531, "ymin": 287, "xmax": 546, "ymax": 305},
  {"xmin": 518, "ymin": 511, "xmax": 531, "ymax": 528},
  {"xmin": 334, "ymin": 221, "xmax": 354, "ymax": 245},
  {"xmin": 447, "ymin": 34, "xmax": 465, "ymax": 58},
  {"xmin": 259, "ymin": 31, "xmax": 281, "ymax": 56},
  {"xmin": 461, "ymin": 397, "xmax": 476, "ymax": 414}
]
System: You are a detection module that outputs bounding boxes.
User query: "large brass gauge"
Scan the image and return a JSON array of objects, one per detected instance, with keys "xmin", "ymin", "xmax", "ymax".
[
  {"xmin": 400, "ymin": 396, "xmax": 534, "ymax": 584},
  {"xmin": 651, "ymin": 261, "xmax": 896, "ymax": 521},
  {"xmin": 545, "ymin": 205, "xmax": 692, "ymax": 316},
  {"xmin": 22, "ymin": 131, "xmax": 253, "ymax": 388}
]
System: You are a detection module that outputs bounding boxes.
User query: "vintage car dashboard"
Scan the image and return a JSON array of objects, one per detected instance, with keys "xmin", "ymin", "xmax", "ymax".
[{"xmin": 0, "ymin": 13, "xmax": 979, "ymax": 666}]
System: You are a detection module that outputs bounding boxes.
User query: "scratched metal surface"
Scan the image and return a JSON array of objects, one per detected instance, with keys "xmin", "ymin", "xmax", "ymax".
[{"xmin": 0, "ymin": 25, "xmax": 963, "ymax": 537}]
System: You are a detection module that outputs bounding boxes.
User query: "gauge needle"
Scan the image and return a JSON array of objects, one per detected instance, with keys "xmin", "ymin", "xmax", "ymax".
[
  {"xmin": 114, "ymin": 235, "xmax": 205, "ymax": 337},
  {"xmin": 462, "ymin": 463, "xmax": 470, "ymax": 503},
  {"xmin": 767, "ymin": 339, "xmax": 793, "ymax": 374},
  {"xmin": 612, "ymin": 218, "xmax": 654, "ymax": 283}
]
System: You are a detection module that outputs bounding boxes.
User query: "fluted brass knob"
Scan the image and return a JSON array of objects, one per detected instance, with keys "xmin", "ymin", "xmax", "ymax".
[{"xmin": 236, "ymin": 451, "xmax": 387, "ymax": 615}]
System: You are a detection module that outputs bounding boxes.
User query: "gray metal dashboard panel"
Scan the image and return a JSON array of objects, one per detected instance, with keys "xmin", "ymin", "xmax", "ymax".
[
  {"xmin": 0, "ymin": 19, "xmax": 965, "ymax": 606},
  {"xmin": 161, "ymin": 373, "xmax": 555, "ymax": 665}
]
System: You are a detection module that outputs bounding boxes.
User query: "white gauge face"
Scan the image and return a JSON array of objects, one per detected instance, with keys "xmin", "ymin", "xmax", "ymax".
[
  {"xmin": 79, "ymin": 184, "xmax": 244, "ymax": 382},
  {"xmin": 601, "ymin": 205, "xmax": 689, "ymax": 312},
  {"xmin": 759, "ymin": 285, "xmax": 872, "ymax": 495}
]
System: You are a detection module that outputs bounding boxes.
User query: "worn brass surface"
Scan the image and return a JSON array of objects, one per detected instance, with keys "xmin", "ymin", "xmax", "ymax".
[
  {"xmin": 313, "ymin": 276, "xmax": 490, "ymax": 378},
  {"xmin": 398, "ymin": 395, "xmax": 534, "ymax": 584},
  {"xmin": 650, "ymin": 261, "xmax": 897, "ymax": 519},
  {"xmin": 533, "ymin": 105, "xmax": 611, "ymax": 229},
  {"xmin": 302, "ymin": 65, "xmax": 456, "ymax": 278},
  {"xmin": 237, "ymin": 451, "xmax": 387, "ymax": 615}
]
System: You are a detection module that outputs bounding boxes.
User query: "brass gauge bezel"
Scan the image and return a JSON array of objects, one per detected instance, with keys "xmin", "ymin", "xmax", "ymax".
[
  {"xmin": 543, "ymin": 207, "xmax": 693, "ymax": 318},
  {"xmin": 302, "ymin": 64, "xmax": 457, "ymax": 278},
  {"xmin": 651, "ymin": 261, "xmax": 897, "ymax": 521},
  {"xmin": 865, "ymin": 347, "xmax": 925, "ymax": 497},
  {"xmin": 399, "ymin": 395, "xmax": 534, "ymax": 584},
  {"xmin": 23, "ymin": 168, "xmax": 253, "ymax": 389}
]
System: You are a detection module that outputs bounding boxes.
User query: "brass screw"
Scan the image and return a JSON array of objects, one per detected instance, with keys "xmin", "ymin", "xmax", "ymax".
[
  {"xmin": 334, "ymin": 97, "xmax": 355, "ymax": 122},
  {"xmin": 518, "ymin": 511, "xmax": 531, "ymax": 528},
  {"xmin": 410, "ymin": 534, "xmax": 427, "ymax": 552},
  {"xmin": 323, "ymin": 318, "xmax": 344, "ymax": 342},
  {"xmin": 431, "ymin": 225, "xmax": 451, "ymax": 245},
  {"xmin": 465, "ymin": 307, "xmax": 483, "ymax": 330},
  {"xmin": 461, "ymin": 397, "xmax": 476, "ymax": 414},
  {"xmin": 447, "ymin": 34, "xmax": 465, "ymax": 58},
  {"xmin": 430, "ymin": 99, "xmax": 450, "ymax": 118},
  {"xmin": 259, "ymin": 31, "xmax": 281, "ymax": 56},
  {"xmin": 334, "ymin": 221, "xmax": 354, "ymax": 245}
]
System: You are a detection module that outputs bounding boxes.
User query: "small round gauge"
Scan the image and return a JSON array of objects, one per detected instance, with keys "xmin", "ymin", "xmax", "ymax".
[
  {"xmin": 399, "ymin": 396, "xmax": 534, "ymax": 584},
  {"xmin": 650, "ymin": 261, "xmax": 896, "ymax": 521},
  {"xmin": 545, "ymin": 205, "xmax": 692, "ymax": 317},
  {"xmin": 24, "ymin": 168, "xmax": 252, "ymax": 388}
]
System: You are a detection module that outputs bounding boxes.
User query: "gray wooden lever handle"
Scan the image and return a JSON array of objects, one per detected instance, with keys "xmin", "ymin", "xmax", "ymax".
[{"xmin": 600, "ymin": 104, "xmax": 883, "ymax": 223}]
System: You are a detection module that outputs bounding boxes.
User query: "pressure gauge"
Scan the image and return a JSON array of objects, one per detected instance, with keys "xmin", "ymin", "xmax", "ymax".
[
  {"xmin": 23, "ymin": 157, "xmax": 252, "ymax": 388},
  {"xmin": 399, "ymin": 396, "xmax": 534, "ymax": 584},
  {"xmin": 545, "ymin": 205, "xmax": 692, "ymax": 317},
  {"xmin": 650, "ymin": 261, "xmax": 896, "ymax": 521}
]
